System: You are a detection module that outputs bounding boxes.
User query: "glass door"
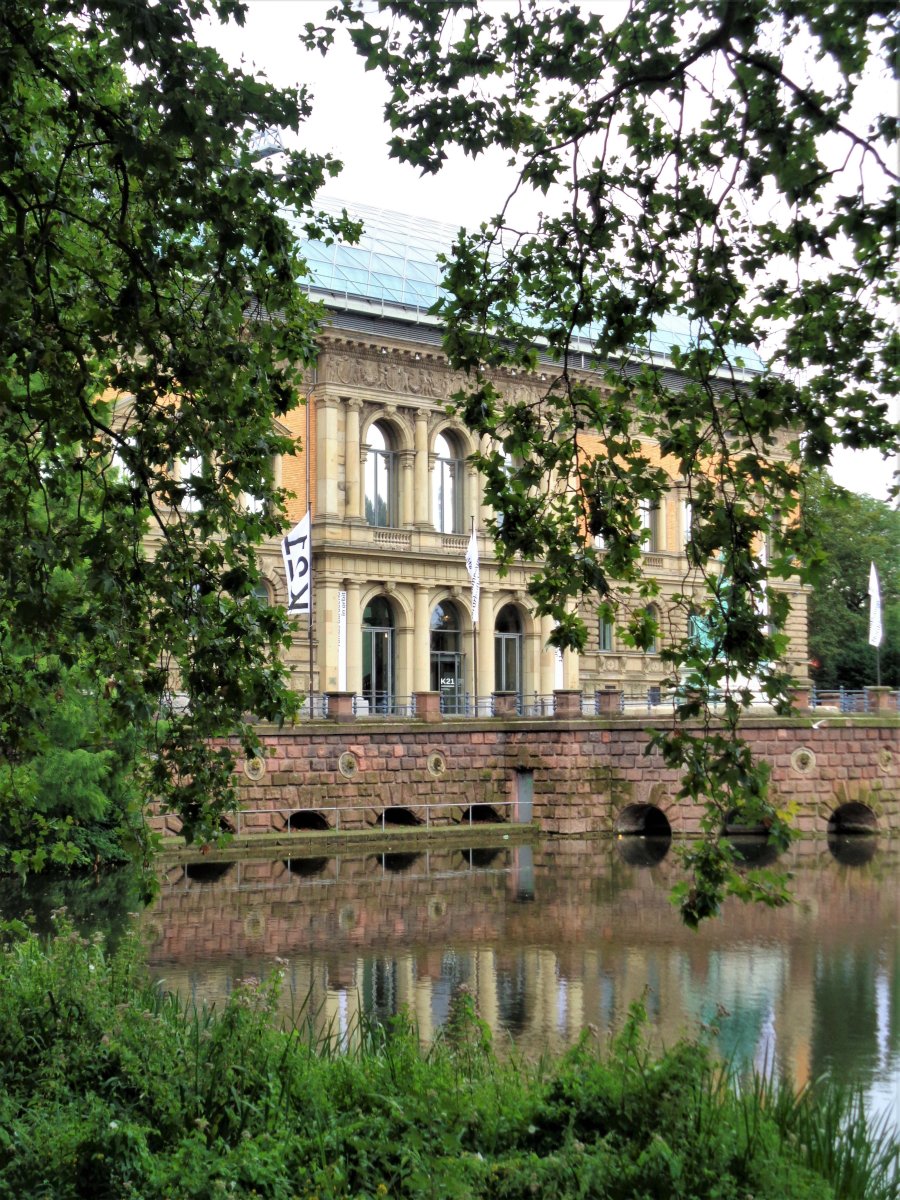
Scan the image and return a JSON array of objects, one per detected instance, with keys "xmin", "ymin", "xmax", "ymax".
[{"xmin": 362, "ymin": 597, "xmax": 394, "ymax": 713}]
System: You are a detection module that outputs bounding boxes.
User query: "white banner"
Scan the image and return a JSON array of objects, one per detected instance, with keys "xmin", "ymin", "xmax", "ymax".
[
  {"xmin": 869, "ymin": 561, "xmax": 883, "ymax": 648},
  {"xmin": 465, "ymin": 527, "xmax": 480, "ymax": 627},
  {"xmin": 337, "ymin": 589, "xmax": 347, "ymax": 690},
  {"xmin": 281, "ymin": 511, "xmax": 312, "ymax": 616}
]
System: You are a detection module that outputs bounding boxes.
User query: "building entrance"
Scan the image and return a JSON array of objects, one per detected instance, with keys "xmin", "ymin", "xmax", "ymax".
[
  {"xmin": 430, "ymin": 601, "xmax": 465, "ymax": 713},
  {"xmin": 362, "ymin": 596, "xmax": 394, "ymax": 713}
]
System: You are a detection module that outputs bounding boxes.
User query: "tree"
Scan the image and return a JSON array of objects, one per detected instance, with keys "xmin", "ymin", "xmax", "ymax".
[
  {"xmin": 313, "ymin": 0, "xmax": 900, "ymax": 922},
  {"xmin": 805, "ymin": 474, "xmax": 899, "ymax": 690},
  {"xmin": 0, "ymin": 0, "xmax": 356, "ymax": 866}
]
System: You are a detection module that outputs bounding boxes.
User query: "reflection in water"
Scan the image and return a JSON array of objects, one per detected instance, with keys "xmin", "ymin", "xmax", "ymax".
[
  {"xmin": 378, "ymin": 852, "xmax": 423, "ymax": 874},
  {"xmin": 465, "ymin": 847, "xmax": 504, "ymax": 869},
  {"xmin": 184, "ymin": 860, "xmax": 234, "ymax": 884},
  {"xmin": 4, "ymin": 836, "xmax": 895, "ymax": 1130},
  {"xmin": 727, "ymin": 834, "xmax": 781, "ymax": 868},
  {"xmin": 285, "ymin": 856, "xmax": 330, "ymax": 878},
  {"xmin": 615, "ymin": 835, "xmax": 671, "ymax": 867},
  {"xmin": 828, "ymin": 832, "xmax": 879, "ymax": 866}
]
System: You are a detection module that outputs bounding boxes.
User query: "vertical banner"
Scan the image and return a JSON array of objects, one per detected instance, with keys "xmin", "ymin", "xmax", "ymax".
[
  {"xmin": 465, "ymin": 525, "xmax": 480, "ymax": 626},
  {"xmin": 555, "ymin": 647, "xmax": 564, "ymax": 690},
  {"xmin": 337, "ymin": 589, "xmax": 347, "ymax": 691},
  {"xmin": 281, "ymin": 511, "xmax": 312, "ymax": 615},
  {"xmin": 868, "ymin": 561, "xmax": 883, "ymax": 648}
]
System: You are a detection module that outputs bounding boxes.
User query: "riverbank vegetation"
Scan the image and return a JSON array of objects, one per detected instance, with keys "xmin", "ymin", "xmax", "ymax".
[{"xmin": 1, "ymin": 919, "xmax": 896, "ymax": 1200}]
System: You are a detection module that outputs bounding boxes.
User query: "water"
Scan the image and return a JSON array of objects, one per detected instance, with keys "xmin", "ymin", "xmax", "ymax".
[
  {"xmin": 141, "ymin": 835, "xmax": 900, "ymax": 1129},
  {"xmin": 3, "ymin": 834, "xmax": 898, "ymax": 1128}
]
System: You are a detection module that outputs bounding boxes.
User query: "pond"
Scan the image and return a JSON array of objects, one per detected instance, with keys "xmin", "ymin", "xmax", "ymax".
[{"xmin": 3, "ymin": 833, "xmax": 899, "ymax": 1130}]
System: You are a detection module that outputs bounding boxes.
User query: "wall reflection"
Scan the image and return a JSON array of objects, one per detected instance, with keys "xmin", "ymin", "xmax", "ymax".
[{"xmin": 144, "ymin": 838, "xmax": 900, "ymax": 1125}]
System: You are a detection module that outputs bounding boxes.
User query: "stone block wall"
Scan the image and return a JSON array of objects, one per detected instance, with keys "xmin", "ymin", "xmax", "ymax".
[{"xmin": 149, "ymin": 715, "xmax": 900, "ymax": 840}]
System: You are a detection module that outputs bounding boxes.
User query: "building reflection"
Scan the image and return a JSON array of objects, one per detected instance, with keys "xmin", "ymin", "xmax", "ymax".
[{"xmin": 145, "ymin": 838, "xmax": 900, "ymax": 1125}]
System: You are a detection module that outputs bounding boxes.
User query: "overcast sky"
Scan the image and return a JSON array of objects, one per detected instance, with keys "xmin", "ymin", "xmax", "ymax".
[{"xmin": 198, "ymin": 1, "xmax": 898, "ymax": 503}]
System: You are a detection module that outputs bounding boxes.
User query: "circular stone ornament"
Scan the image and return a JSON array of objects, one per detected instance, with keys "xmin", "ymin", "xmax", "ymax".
[
  {"xmin": 791, "ymin": 746, "xmax": 817, "ymax": 774},
  {"xmin": 243, "ymin": 755, "xmax": 266, "ymax": 781},
  {"xmin": 878, "ymin": 748, "xmax": 895, "ymax": 774},
  {"xmin": 338, "ymin": 751, "xmax": 359, "ymax": 779},
  {"xmin": 426, "ymin": 750, "xmax": 447, "ymax": 778}
]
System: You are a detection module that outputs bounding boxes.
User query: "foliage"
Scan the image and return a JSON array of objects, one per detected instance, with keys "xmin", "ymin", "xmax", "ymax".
[
  {"xmin": 0, "ymin": 0, "xmax": 357, "ymax": 856},
  {"xmin": 803, "ymin": 473, "xmax": 900, "ymax": 689},
  {"xmin": 314, "ymin": 0, "xmax": 900, "ymax": 921},
  {"xmin": 1, "ymin": 922, "xmax": 897, "ymax": 1199}
]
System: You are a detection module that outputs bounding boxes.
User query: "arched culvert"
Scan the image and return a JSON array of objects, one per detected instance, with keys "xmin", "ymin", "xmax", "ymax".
[
  {"xmin": 288, "ymin": 810, "xmax": 331, "ymax": 832},
  {"xmin": 380, "ymin": 806, "xmax": 422, "ymax": 828},
  {"xmin": 380, "ymin": 851, "xmax": 422, "ymax": 873},
  {"xmin": 615, "ymin": 803, "xmax": 672, "ymax": 838},
  {"xmin": 727, "ymin": 834, "xmax": 781, "ymax": 868},
  {"xmin": 184, "ymin": 860, "xmax": 234, "ymax": 884},
  {"xmin": 285, "ymin": 856, "xmax": 330, "ymax": 878},
  {"xmin": 459, "ymin": 803, "xmax": 505, "ymax": 825},
  {"xmin": 828, "ymin": 802, "xmax": 878, "ymax": 836},
  {"xmin": 828, "ymin": 831, "xmax": 878, "ymax": 866},
  {"xmin": 616, "ymin": 836, "xmax": 670, "ymax": 867}
]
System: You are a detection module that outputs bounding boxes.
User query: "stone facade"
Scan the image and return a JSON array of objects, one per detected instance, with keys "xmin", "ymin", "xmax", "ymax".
[{"xmin": 234, "ymin": 316, "xmax": 810, "ymax": 707}]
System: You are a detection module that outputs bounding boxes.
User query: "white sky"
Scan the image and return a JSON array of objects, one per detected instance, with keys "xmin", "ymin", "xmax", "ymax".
[{"xmin": 198, "ymin": 1, "xmax": 899, "ymax": 503}]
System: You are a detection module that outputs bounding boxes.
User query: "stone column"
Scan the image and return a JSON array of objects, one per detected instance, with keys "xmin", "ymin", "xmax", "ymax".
[
  {"xmin": 539, "ymin": 614, "xmax": 557, "ymax": 697},
  {"xmin": 344, "ymin": 398, "xmax": 362, "ymax": 520},
  {"xmin": 319, "ymin": 578, "xmax": 340, "ymax": 691},
  {"xmin": 865, "ymin": 686, "xmax": 898, "ymax": 713},
  {"xmin": 479, "ymin": 435, "xmax": 493, "ymax": 527},
  {"xmin": 413, "ymin": 583, "xmax": 431, "ymax": 692},
  {"xmin": 414, "ymin": 409, "xmax": 430, "ymax": 526},
  {"xmin": 344, "ymin": 578, "xmax": 362, "ymax": 697},
  {"xmin": 477, "ymin": 589, "xmax": 494, "ymax": 714},
  {"xmin": 400, "ymin": 451, "xmax": 415, "ymax": 527},
  {"xmin": 467, "ymin": 462, "xmax": 480, "ymax": 532},
  {"xmin": 316, "ymin": 396, "xmax": 340, "ymax": 517},
  {"xmin": 397, "ymin": 598, "xmax": 415, "ymax": 701}
]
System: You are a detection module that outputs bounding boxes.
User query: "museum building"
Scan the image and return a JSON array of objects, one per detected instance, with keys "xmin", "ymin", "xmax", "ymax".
[{"xmin": 237, "ymin": 198, "xmax": 809, "ymax": 713}]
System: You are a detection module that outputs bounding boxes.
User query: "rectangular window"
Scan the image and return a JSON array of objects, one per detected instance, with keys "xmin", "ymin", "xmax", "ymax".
[{"xmin": 599, "ymin": 618, "xmax": 613, "ymax": 652}]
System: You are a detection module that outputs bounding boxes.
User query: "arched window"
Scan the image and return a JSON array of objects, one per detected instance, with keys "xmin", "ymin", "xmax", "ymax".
[
  {"xmin": 364, "ymin": 422, "xmax": 396, "ymax": 528},
  {"xmin": 494, "ymin": 604, "xmax": 523, "ymax": 697},
  {"xmin": 430, "ymin": 600, "xmax": 463, "ymax": 712},
  {"xmin": 432, "ymin": 432, "xmax": 462, "ymax": 533},
  {"xmin": 644, "ymin": 604, "xmax": 659, "ymax": 653},
  {"xmin": 176, "ymin": 454, "xmax": 203, "ymax": 512},
  {"xmin": 362, "ymin": 596, "xmax": 395, "ymax": 712}
]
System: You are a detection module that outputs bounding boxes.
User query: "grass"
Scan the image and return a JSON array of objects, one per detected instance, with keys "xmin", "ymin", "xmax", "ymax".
[{"xmin": 0, "ymin": 917, "xmax": 896, "ymax": 1199}]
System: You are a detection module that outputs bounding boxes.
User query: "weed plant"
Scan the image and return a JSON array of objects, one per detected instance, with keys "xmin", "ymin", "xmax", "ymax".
[{"xmin": 0, "ymin": 918, "xmax": 896, "ymax": 1199}]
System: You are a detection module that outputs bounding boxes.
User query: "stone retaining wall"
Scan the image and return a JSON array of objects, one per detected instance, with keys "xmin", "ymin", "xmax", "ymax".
[{"xmin": 150, "ymin": 715, "xmax": 900, "ymax": 839}]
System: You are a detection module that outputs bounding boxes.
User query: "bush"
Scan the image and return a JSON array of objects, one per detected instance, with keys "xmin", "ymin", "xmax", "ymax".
[{"xmin": 0, "ymin": 922, "xmax": 896, "ymax": 1199}]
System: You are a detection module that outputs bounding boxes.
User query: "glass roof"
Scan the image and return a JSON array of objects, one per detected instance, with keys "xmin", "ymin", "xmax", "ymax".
[{"xmin": 295, "ymin": 197, "xmax": 763, "ymax": 371}]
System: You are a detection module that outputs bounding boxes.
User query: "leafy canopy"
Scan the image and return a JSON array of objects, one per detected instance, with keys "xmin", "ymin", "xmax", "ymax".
[
  {"xmin": 316, "ymin": 0, "xmax": 900, "ymax": 922},
  {"xmin": 0, "ymin": 0, "xmax": 355, "ymax": 861},
  {"xmin": 805, "ymin": 474, "xmax": 899, "ymax": 690}
]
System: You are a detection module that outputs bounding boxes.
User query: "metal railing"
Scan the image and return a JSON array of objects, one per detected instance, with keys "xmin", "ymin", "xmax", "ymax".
[{"xmin": 292, "ymin": 686, "xmax": 897, "ymax": 722}]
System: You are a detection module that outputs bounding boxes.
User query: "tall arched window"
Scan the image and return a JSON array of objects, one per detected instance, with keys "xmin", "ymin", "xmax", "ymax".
[
  {"xmin": 640, "ymin": 500, "xmax": 661, "ymax": 552},
  {"xmin": 364, "ymin": 422, "xmax": 396, "ymax": 528},
  {"xmin": 643, "ymin": 604, "xmax": 659, "ymax": 653},
  {"xmin": 362, "ymin": 596, "xmax": 395, "ymax": 712},
  {"xmin": 432, "ymin": 432, "xmax": 462, "ymax": 533},
  {"xmin": 494, "ymin": 604, "xmax": 523, "ymax": 698}
]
